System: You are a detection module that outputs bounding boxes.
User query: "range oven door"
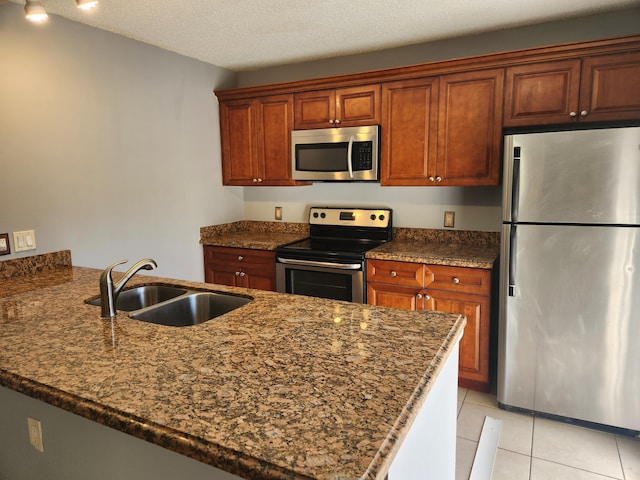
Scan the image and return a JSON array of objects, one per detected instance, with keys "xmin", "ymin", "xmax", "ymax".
[{"xmin": 276, "ymin": 257, "xmax": 364, "ymax": 303}]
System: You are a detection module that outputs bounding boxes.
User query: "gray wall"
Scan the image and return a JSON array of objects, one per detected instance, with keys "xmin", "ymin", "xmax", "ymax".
[{"xmin": 0, "ymin": 3, "xmax": 241, "ymax": 280}]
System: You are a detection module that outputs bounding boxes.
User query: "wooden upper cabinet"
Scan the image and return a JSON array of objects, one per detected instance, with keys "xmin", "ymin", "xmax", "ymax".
[
  {"xmin": 580, "ymin": 51, "xmax": 640, "ymax": 123},
  {"xmin": 220, "ymin": 94, "xmax": 305, "ymax": 186},
  {"xmin": 380, "ymin": 77, "xmax": 439, "ymax": 185},
  {"xmin": 503, "ymin": 59, "xmax": 581, "ymax": 126},
  {"xmin": 504, "ymin": 51, "xmax": 640, "ymax": 126},
  {"xmin": 381, "ymin": 69, "xmax": 502, "ymax": 187},
  {"xmin": 294, "ymin": 85, "xmax": 381, "ymax": 129},
  {"xmin": 436, "ymin": 69, "xmax": 503, "ymax": 186}
]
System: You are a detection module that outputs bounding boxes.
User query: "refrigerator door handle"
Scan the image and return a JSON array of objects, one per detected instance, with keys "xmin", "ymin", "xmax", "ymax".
[
  {"xmin": 511, "ymin": 149, "xmax": 521, "ymax": 222},
  {"xmin": 508, "ymin": 225, "xmax": 517, "ymax": 297}
]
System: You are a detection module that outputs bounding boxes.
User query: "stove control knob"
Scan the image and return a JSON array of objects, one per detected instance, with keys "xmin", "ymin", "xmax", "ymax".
[
  {"xmin": 320, "ymin": 212, "xmax": 326, "ymax": 218},
  {"xmin": 378, "ymin": 214, "xmax": 385, "ymax": 221},
  {"xmin": 370, "ymin": 214, "xmax": 376, "ymax": 221},
  {"xmin": 313, "ymin": 212, "xmax": 319, "ymax": 218}
]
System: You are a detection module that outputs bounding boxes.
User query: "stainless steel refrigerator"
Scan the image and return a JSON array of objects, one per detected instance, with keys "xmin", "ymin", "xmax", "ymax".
[{"xmin": 498, "ymin": 126, "xmax": 640, "ymax": 434}]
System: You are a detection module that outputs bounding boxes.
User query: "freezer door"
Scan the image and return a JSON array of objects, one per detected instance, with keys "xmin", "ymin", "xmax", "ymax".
[
  {"xmin": 498, "ymin": 224, "xmax": 640, "ymax": 431},
  {"xmin": 503, "ymin": 127, "xmax": 640, "ymax": 225}
]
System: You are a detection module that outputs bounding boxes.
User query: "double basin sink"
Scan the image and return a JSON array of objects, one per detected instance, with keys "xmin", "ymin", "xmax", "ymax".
[{"xmin": 87, "ymin": 285, "xmax": 251, "ymax": 327}]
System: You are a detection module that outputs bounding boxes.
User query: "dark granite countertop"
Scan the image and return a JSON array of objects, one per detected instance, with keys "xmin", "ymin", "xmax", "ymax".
[{"xmin": 0, "ymin": 252, "xmax": 464, "ymax": 480}]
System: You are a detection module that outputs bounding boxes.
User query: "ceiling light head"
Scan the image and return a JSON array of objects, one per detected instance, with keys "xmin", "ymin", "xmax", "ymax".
[
  {"xmin": 25, "ymin": 0, "xmax": 48, "ymax": 22},
  {"xmin": 76, "ymin": 0, "xmax": 98, "ymax": 10}
]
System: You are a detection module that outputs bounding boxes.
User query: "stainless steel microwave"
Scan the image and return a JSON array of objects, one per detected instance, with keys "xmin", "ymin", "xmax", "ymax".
[{"xmin": 291, "ymin": 125, "xmax": 379, "ymax": 182}]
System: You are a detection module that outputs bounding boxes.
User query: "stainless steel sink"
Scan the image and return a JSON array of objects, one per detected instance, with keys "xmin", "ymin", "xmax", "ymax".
[
  {"xmin": 86, "ymin": 285, "xmax": 187, "ymax": 311},
  {"xmin": 129, "ymin": 292, "xmax": 251, "ymax": 327}
]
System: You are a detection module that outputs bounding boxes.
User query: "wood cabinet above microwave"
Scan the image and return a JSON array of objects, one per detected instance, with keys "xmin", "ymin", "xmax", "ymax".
[{"xmin": 293, "ymin": 85, "xmax": 381, "ymax": 129}]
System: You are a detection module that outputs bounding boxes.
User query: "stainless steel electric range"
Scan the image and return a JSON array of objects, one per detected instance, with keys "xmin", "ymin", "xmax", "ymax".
[{"xmin": 275, "ymin": 206, "xmax": 393, "ymax": 303}]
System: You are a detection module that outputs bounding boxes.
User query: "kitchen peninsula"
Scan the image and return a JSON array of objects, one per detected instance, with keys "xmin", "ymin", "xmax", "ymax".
[{"xmin": 0, "ymin": 252, "xmax": 464, "ymax": 480}]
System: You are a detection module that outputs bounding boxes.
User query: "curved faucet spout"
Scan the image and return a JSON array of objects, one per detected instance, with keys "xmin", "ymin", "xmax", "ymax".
[{"xmin": 99, "ymin": 258, "xmax": 157, "ymax": 318}]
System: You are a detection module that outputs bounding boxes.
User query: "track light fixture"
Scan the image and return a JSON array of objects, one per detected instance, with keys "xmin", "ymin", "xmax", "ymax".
[
  {"xmin": 24, "ymin": 1, "xmax": 48, "ymax": 22},
  {"xmin": 24, "ymin": 0, "xmax": 99, "ymax": 22}
]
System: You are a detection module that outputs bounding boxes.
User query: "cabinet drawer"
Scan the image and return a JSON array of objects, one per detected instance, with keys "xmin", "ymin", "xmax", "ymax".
[
  {"xmin": 367, "ymin": 259, "xmax": 425, "ymax": 287},
  {"xmin": 428, "ymin": 265, "xmax": 490, "ymax": 295},
  {"xmin": 204, "ymin": 246, "xmax": 275, "ymax": 267}
]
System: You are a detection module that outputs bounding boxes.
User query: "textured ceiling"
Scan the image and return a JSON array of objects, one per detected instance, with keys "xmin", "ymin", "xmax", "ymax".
[{"xmin": 9, "ymin": 0, "xmax": 640, "ymax": 71}]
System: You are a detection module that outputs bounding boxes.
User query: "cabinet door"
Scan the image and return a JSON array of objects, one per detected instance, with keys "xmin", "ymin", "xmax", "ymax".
[
  {"xmin": 380, "ymin": 77, "xmax": 439, "ymax": 185},
  {"xmin": 294, "ymin": 89, "xmax": 335, "ymax": 129},
  {"xmin": 219, "ymin": 98, "xmax": 259, "ymax": 185},
  {"xmin": 256, "ymin": 94, "xmax": 298, "ymax": 185},
  {"xmin": 367, "ymin": 283, "xmax": 425, "ymax": 310},
  {"xmin": 335, "ymin": 85, "xmax": 381, "ymax": 126},
  {"xmin": 503, "ymin": 59, "xmax": 581, "ymax": 127},
  {"xmin": 428, "ymin": 290, "xmax": 490, "ymax": 391},
  {"xmin": 436, "ymin": 69, "xmax": 503, "ymax": 186},
  {"xmin": 579, "ymin": 51, "xmax": 640, "ymax": 123}
]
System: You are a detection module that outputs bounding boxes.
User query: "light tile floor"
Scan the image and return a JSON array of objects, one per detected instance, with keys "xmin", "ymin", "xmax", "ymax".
[{"xmin": 456, "ymin": 388, "xmax": 640, "ymax": 480}]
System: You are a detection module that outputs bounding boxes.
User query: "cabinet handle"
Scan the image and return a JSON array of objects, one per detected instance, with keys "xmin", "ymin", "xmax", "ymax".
[
  {"xmin": 416, "ymin": 293, "xmax": 423, "ymax": 299},
  {"xmin": 390, "ymin": 271, "xmax": 397, "ymax": 277},
  {"xmin": 238, "ymin": 256, "xmax": 244, "ymax": 261},
  {"xmin": 428, "ymin": 176, "xmax": 435, "ymax": 182},
  {"xmin": 328, "ymin": 119, "xmax": 334, "ymax": 124},
  {"xmin": 569, "ymin": 111, "xmax": 577, "ymax": 117},
  {"xmin": 452, "ymin": 277, "xmax": 460, "ymax": 284},
  {"xmin": 435, "ymin": 176, "xmax": 442, "ymax": 183},
  {"xmin": 252, "ymin": 178, "xmax": 258, "ymax": 183},
  {"xmin": 580, "ymin": 110, "xmax": 588, "ymax": 117},
  {"xmin": 240, "ymin": 272, "xmax": 246, "ymax": 277},
  {"xmin": 424, "ymin": 294, "xmax": 431, "ymax": 300},
  {"xmin": 235, "ymin": 271, "xmax": 240, "ymax": 276},
  {"xmin": 334, "ymin": 119, "xmax": 340, "ymax": 124},
  {"xmin": 257, "ymin": 178, "xmax": 263, "ymax": 183}
]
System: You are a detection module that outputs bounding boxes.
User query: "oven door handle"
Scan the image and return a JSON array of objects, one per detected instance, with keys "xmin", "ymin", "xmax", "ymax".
[{"xmin": 276, "ymin": 257, "xmax": 362, "ymax": 270}]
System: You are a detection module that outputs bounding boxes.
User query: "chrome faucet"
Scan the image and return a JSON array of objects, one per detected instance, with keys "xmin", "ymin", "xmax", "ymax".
[{"xmin": 99, "ymin": 258, "xmax": 157, "ymax": 318}]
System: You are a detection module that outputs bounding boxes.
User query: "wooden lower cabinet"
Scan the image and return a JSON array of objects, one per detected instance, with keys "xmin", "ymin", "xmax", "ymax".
[
  {"xmin": 203, "ymin": 246, "xmax": 276, "ymax": 291},
  {"xmin": 367, "ymin": 259, "xmax": 492, "ymax": 391}
]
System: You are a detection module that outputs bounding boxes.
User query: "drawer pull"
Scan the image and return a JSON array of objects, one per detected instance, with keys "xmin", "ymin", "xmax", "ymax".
[
  {"xmin": 390, "ymin": 271, "xmax": 397, "ymax": 277},
  {"xmin": 238, "ymin": 255, "xmax": 244, "ymax": 261},
  {"xmin": 452, "ymin": 277, "xmax": 460, "ymax": 284}
]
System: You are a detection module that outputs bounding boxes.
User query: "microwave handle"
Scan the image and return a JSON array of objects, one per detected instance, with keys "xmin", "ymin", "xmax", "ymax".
[{"xmin": 347, "ymin": 136, "xmax": 355, "ymax": 179}]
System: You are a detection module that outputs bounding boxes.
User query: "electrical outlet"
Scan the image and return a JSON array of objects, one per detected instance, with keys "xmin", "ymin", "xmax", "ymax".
[
  {"xmin": 275, "ymin": 206, "xmax": 283, "ymax": 221},
  {"xmin": 27, "ymin": 417, "xmax": 44, "ymax": 452},
  {"xmin": 13, "ymin": 230, "xmax": 36, "ymax": 252},
  {"xmin": 444, "ymin": 211, "xmax": 455, "ymax": 228},
  {"xmin": 0, "ymin": 233, "xmax": 10, "ymax": 255}
]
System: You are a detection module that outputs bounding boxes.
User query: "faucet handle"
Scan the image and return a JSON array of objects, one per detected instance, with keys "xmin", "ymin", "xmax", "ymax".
[{"xmin": 105, "ymin": 259, "xmax": 128, "ymax": 272}]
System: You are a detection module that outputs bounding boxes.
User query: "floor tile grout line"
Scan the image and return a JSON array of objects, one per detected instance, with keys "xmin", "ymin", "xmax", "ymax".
[{"xmin": 614, "ymin": 436, "xmax": 626, "ymax": 480}]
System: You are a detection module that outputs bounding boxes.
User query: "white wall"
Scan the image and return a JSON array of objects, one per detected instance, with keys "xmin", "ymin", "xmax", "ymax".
[{"xmin": 0, "ymin": 3, "xmax": 242, "ymax": 280}]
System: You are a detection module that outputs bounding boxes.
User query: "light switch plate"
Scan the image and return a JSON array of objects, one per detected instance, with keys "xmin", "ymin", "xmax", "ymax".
[
  {"xmin": 0, "ymin": 233, "xmax": 10, "ymax": 255},
  {"xmin": 13, "ymin": 230, "xmax": 36, "ymax": 252}
]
